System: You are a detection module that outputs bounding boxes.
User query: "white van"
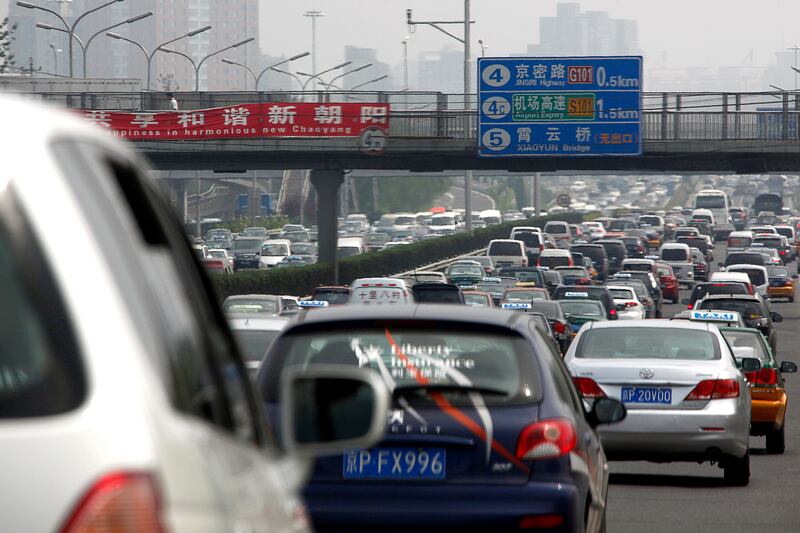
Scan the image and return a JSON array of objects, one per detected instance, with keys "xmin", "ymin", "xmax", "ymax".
[
  {"xmin": 691, "ymin": 208, "xmax": 715, "ymax": 227},
  {"xmin": 726, "ymin": 264, "xmax": 769, "ymax": 298},
  {"xmin": 337, "ymin": 236, "xmax": 365, "ymax": 258},
  {"xmin": 487, "ymin": 239, "xmax": 528, "ymax": 268},
  {"xmin": 709, "ymin": 271, "xmax": 756, "ymax": 295},
  {"xmin": 258, "ymin": 238, "xmax": 292, "ymax": 268},
  {"xmin": 543, "ymin": 220, "xmax": 571, "ymax": 248},
  {"xmin": 350, "ymin": 278, "xmax": 414, "ymax": 305},
  {"xmin": 659, "ymin": 242, "xmax": 695, "ymax": 286},
  {"xmin": 537, "ymin": 248, "xmax": 573, "ymax": 268},
  {"xmin": 479, "ymin": 209, "xmax": 502, "ymax": 226},
  {"xmin": 726, "ymin": 231, "xmax": 754, "ymax": 254}
]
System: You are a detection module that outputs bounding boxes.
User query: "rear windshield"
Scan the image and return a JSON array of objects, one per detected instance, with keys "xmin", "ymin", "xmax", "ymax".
[
  {"xmin": 608, "ymin": 288, "xmax": 636, "ymax": 299},
  {"xmin": 679, "ymin": 238, "xmax": 707, "ymax": 251},
  {"xmin": 448, "ymin": 264, "xmax": 484, "ymax": 277},
  {"xmin": 503, "ymin": 290, "xmax": 547, "ymax": 302},
  {"xmin": 544, "ymin": 222, "xmax": 568, "ymax": 234},
  {"xmin": 504, "ymin": 269, "xmax": 545, "ymax": 285},
  {"xmin": 767, "ymin": 266, "xmax": 790, "ymax": 278},
  {"xmin": 638, "ymin": 216, "xmax": 661, "ymax": 226},
  {"xmin": 692, "ymin": 283, "xmax": 748, "ymax": 301},
  {"xmin": 224, "ymin": 298, "xmax": 279, "ymax": 314},
  {"xmin": 412, "ymin": 287, "xmax": 462, "ymax": 304},
  {"xmin": 559, "ymin": 300, "xmax": 605, "ymax": 317},
  {"xmin": 464, "ymin": 293, "xmax": 490, "ymax": 307},
  {"xmin": 728, "ymin": 236, "xmax": 752, "ymax": 248},
  {"xmin": 264, "ymin": 327, "xmax": 543, "ymax": 406},
  {"xmin": 515, "ymin": 233, "xmax": 543, "ymax": 247},
  {"xmin": 539, "ymin": 256, "xmax": 570, "ymax": 268},
  {"xmin": 599, "ymin": 243, "xmax": 626, "ymax": 258},
  {"xmin": 312, "ymin": 292, "xmax": 350, "ymax": 305},
  {"xmin": 721, "ymin": 330, "xmax": 770, "ymax": 363},
  {"xmin": 775, "ymin": 227, "xmax": 793, "ymax": 239},
  {"xmin": 571, "ymin": 246, "xmax": 606, "ymax": 261},
  {"xmin": 233, "ymin": 239, "xmax": 262, "ymax": 250},
  {"xmin": 350, "ymin": 287, "xmax": 410, "ymax": 305},
  {"xmin": 755, "ymin": 238, "xmax": 783, "ymax": 248},
  {"xmin": 730, "ymin": 268, "xmax": 766, "ymax": 286},
  {"xmin": 661, "ymin": 248, "xmax": 689, "ymax": 261},
  {"xmin": 556, "ymin": 268, "xmax": 586, "ymax": 278},
  {"xmin": 623, "ymin": 262, "xmax": 652, "ymax": 272},
  {"xmin": 488, "ymin": 242, "xmax": 523, "ymax": 256},
  {"xmin": 233, "ymin": 329, "xmax": 281, "ymax": 362},
  {"xmin": 696, "ymin": 300, "xmax": 763, "ymax": 319},
  {"xmin": 576, "ymin": 327, "xmax": 720, "ymax": 360}
]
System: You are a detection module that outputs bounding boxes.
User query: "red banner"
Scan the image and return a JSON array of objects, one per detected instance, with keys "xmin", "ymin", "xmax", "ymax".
[{"xmin": 80, "ymin": 102, "xmax": 390, "ymax": 141}]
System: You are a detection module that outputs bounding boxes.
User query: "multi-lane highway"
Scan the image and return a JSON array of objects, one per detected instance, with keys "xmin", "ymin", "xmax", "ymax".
[{"xmin": 608, "ymin": 246, "xmax": 800, "ymax": 532}]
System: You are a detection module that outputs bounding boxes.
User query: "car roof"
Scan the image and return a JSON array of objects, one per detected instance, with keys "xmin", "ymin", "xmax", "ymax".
[
  {"xmin": 228, "ymin": 315, "xmax": 291, "ymax": 330},
  {"xmin": 583, "ymin": 319, "xmax": 711, "ymax": 332},
  {"xmin": 225, "ymin": 294, "xmax": 279, "ymax": 301},
  {"xmin": 289, "ymin": 304, "xmax": 530, "ymax": 328},
  {"xmin": 698, "ymin": 294, "xmax": 761, "ymax": 302}
]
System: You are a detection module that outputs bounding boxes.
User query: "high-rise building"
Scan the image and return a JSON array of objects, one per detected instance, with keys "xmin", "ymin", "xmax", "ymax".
[
  {"xmin": 8, "ymin": 0, "xmax": 260, "ymax": 91},
  {"xmin": 342, "ymin": 46, "xmax": 392, "ymax": 91},
  {"xmin": 527, "ymin": 2, "xmax": 639, "ymax": 57},
  {"xmin": 417, "ymin": 47, "xmax": 463, "ymax": 93}
]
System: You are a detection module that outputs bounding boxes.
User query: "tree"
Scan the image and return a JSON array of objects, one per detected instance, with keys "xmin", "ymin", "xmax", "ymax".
[{"xmin": 0, "ymin": 17, "xmax": 17, "ymax": 74}]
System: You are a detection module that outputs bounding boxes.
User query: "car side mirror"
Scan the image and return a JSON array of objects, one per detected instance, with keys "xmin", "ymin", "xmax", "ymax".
[
  {"xmin": 780, "ymin": 361, "xmax": 798, "ymax": 373},
  {"xmin": 740, "ymin": 357, "xmax": 762, "ymax": 372},
  {"xmin": 793, "ymin": 275, "xmax": 799, "ymax": 280},
  {"xmin": 770, "ymin": 312, "xmax": 783, "ymax": 323},
  {"xmin": 281, "ymin": 366, "xmax": 389, "ymax": 457},
  {"xmin": 681, "ymin": 298, "xmax": 690, "ymax": 305},
  {"xmin": 615, "ymin": 303, "xmax": 627, "ymax": 311},
  {"xmin": 587, "ymin": 397, "xmax": 626, "ymax": 427}
]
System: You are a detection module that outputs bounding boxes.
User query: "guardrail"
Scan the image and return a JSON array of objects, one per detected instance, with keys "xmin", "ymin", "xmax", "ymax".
[
  {"xmin": 393, "ymin": 247, "xmax": 487, "ymax": 277},
  {"xmin": 17, "ymin": 90, "xmax": 800, "ymax": 143}
]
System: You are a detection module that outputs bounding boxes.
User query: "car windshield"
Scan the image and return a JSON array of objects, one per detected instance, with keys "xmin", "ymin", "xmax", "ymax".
[
  {"xmin": 232, "ymin": 239, "xmax": 262, "ymax": 251},
  {"xmin": 395, "ymin": 216, "xmax": 416, "ymax": 225},
  {"xmin": 504, "ymin": 290, "xmax": 546, "ymax": 302},
  {"xmin": 559, "ymin": 300, "xmax": 605, "ymax": 317},
  {"xmin": 728, "ymin": 236, "xmax": 752, "ymax": 248},
  {"xmin": 448, "ymin": 265, "xmax": 484, "ymax": 277},
  {"xmin": 311, "ymin": 291, "xmax": 350, "ymax": 305},
  {"xmin": 232, "ymin": 329, "xmax": 282, "ymax": 362},
  {"xmin": 696, "ymin": 300, "xmax": 763, "ymax": 319},
  {"xmin": 721, "ymin": 330, "xmax": 771, "ymax": 363},
  {"xmin": 693, "ymin": 283, "xmax": 748, "ymax": 301},
  {"xmin": 262, "ymin": 244, "xmax": 289, "ymax": 256},
  {"xmin": 545, "ymin": 223, "xmax": 569, "ymax": 234},
  {"xmin": 515, "ymin": 233, "xmax": 542, "ymax": 247},
  {"xmin": 557, "ymin": 268, "xmax": 586, "ymax": 277},
  {"xmin": 367, "ymin": 233, "xmax": 390, "ymax": 243},
  {"xmin": 608, "ymin": 288, "xmax": 636, "ymax": 299},
  {"xmin": 268, "ymin": 327, "xmax": 542, "ymax": 406},
  {"xmin": 292, "ymin": 243, "xmax": 315, "ymax": 255},
  {"xmin": 730, "ymin": 269, "xmax": 766, "ymax": 286},
  {"xmin": 208, "ymin": 250, "xmax": 227, "ymax": 258},
  {"xmin": 767, "ymin": 266, "xmax": 790, "ymax": 278},
  {"xmin": 224, "ymin": 299, "xmax": 279, "ymax": 314},
  {"xmin": 576, "ymin": 327, "xmax": 719, "ymax": 360},
  {"xmin": 775, "ymin": 227, "xmax": 793, "ymax": 239},
  {"xmin": 464, "ymin": 293, "xmax": 490, "ymax": 307},
  {"xmin": 489, "ymin": 242, "xmax": 522, "ymax": 255},
  {"xmin": 661, "ymin": 248, "xmax": 688, "ymax": 261}
]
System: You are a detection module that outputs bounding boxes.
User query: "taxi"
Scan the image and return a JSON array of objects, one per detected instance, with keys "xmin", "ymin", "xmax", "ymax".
[
  {"xmin": 766, "ymin": 265, "xmax": 797, "ymax": 302},
  {"xmin": 719, "ymin": 327, "xmax": 798, "ymax": 454},
  {"xmin": 671, "ymin": 309, "xmax": 745, "ymax": 328}
]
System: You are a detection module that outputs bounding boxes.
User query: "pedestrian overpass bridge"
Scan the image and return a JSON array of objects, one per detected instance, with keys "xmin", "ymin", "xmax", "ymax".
[{"xmin": 31, "ymin": 89, "xmax": 800, "ymax": 174}]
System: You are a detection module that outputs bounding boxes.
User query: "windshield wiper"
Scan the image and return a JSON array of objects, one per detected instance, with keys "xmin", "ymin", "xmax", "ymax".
[{"xmin": 393, "ymin": 384, "xmax": 510, "ymax": 398}]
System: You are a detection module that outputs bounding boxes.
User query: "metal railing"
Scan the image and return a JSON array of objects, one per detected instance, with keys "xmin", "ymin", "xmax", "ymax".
[{"xmin": 13, "ymin": 89, "xmax": 800, "ymax": 143}]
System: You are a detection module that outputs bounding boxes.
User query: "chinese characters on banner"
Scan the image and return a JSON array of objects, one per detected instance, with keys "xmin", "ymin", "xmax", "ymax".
[{"xmin": 82, "ymin": 102, "xmax": 390, "ymax": 140}]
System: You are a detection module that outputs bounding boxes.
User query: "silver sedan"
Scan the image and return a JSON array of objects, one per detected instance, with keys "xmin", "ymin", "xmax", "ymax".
[{"xmin": 563, "ymin": 320, "xmax": 752, "ymax": 485}]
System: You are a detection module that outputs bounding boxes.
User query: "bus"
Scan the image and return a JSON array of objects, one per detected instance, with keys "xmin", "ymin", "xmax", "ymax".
[{"xmin": 694, "ymin": 189, "xmax": 733, "ymax": 241}]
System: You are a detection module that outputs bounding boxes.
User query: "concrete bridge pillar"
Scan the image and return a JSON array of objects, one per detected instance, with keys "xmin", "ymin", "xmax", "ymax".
[{"xmin": 310, "ymin": 169, "xmax": 344, "ymax": 278}]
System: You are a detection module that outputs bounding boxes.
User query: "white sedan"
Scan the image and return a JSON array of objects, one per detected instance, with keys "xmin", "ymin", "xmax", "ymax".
[
  {"xmin": 605, "ymin": 285, "xmax": 646, "ymax": 320},
  {"xmin": 564, "ymin": 320, "xmax": 753, "ymax": 485}
]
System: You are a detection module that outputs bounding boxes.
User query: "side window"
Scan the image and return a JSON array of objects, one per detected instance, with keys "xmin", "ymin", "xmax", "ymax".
[{"xmin": 99, "ymin": 153, "xmax": 263, "ymax": 446}]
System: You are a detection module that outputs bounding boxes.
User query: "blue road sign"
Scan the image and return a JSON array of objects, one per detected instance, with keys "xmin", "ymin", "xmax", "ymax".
[
  {"xmin": 237, "ymin": 194, "xmax": 248, "ymax": 216},
  {"xmin": 260, "ymin": 193, "xmax": 272, "ymax": 216},
  {"xmin": 478, "ymin": 56, "xmax": 642, "ymax": 157}
]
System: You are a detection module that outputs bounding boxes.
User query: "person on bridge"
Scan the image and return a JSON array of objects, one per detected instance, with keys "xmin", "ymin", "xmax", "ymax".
[{"xmin": 167, "ymin": 92, "xmax": 178, "ymax": 111}]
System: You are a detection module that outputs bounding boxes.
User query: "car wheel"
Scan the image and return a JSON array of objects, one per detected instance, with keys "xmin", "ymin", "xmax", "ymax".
[
  {"xmin": 790, "ymin": 296, "xmax": 795, "ymax": 303},
  {"xmin": 723, "ymin": 450, "xmax": 750, "ymax": 486},
  {"xmin": 766, "ymin": 424, "xmax": 786, "ymax": 454}
]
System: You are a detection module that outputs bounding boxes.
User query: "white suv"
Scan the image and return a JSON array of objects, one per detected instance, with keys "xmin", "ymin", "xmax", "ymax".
[{"xmin": 0, "ymin": 96, "xmax": 387, "ymax": 532}]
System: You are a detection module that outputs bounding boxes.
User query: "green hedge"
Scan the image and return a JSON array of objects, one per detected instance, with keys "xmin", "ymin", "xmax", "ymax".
[{"xmin": 212, "ymin": 212, "xmax": 586, "ymax": 299}]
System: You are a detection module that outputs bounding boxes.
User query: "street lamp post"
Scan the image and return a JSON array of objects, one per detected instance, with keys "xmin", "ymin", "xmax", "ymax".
[
  {"xmin": 223, "ymin": 52, "xmax": 309, "ymax": 91},
  {"xmin": 37, "ymin": 23, "xmax": 84, "ymax": 69},
  {"xmin": 222, "ymin": 58, "xmax": 256, "ymax": 88},
  {"xmin": 789, "ymin": 46, "xmax": 800, "ymax": 90},
  {"xmin": 194, "ymin": 37, "xmax": 254, "ymax": 91},
  {"xmin": 49, "ymin": 43, "xmax": 59, "ymax": 76},
  {"xmin": 351, "ymin": 75, "xmax": 390, "ymax": 91},
  {"xmin": 146, "ymin": 25, "xmax": 212, "ymax": 91},
  {"xmin": 402, "ymin": 36, "xmax": 409, "ymax": 91},
  {"xmin": 271, "ymin": 67, "xmax": 305, "ymax": 91},
  {"xmin": 322, "ymin": 63, "xmax": 373, "ymax": 91},
  {"xmin": 81, "ymin": 12, "xmax": 152, "ymax": 77},
  {"xmin": 407, "ymin": 1, "xmax": 475, "ymax": 232},
  {"xmin": 303, "ymin": 10, "xmax": 325, "ymax": 91},
  {"xmin": 18, "ymin": 0, "xmax": 124, "ymax": 78},
  {"xmin": 478, "ymin": 39, "xmax": 488, "ymax": 57}
]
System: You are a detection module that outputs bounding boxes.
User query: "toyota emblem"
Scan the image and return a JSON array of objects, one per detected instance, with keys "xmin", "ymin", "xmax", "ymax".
[{"xmin": 639, "ymin": 368, "xmax": 655, "ymax": 379}]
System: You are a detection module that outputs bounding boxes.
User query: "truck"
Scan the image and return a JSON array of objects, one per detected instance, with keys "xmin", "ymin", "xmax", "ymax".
[{"xmin": 752, "ymin": 193, "xmax": 783, "ymax": 216}]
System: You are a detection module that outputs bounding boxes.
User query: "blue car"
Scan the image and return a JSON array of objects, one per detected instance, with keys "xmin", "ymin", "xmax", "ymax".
[{"xmin": 257, "ymin": 305, "xmax": 625, "ymax": 532}]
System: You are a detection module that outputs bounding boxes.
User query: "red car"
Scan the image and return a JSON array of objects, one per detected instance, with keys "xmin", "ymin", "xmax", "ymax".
[{"xmin": 655, "ymin": 261, "xmax": 679, "ymax": 304}]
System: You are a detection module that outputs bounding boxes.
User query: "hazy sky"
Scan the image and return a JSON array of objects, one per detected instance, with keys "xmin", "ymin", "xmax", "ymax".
[{"xmin": 260, "ymin": 0, "xmax": 800, "ymax": 70}]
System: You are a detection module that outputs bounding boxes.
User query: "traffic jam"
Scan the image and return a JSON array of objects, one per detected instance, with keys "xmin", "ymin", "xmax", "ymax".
[{"xmin": 221, "ymin": 187, "xmax": 800, "ymax": 532}]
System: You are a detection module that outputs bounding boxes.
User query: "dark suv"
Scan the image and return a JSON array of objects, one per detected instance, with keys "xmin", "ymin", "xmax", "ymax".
[
  {"xmin": 551, "ymin": 285, "xmax": 618, "ymax": 320},
  {"xmin": 595, "ymin": 239, "xmax": 627, "ymax": 275},
  {"xmin": 571, "ymin": 243, "xmax": 610, "ymax": 280}
]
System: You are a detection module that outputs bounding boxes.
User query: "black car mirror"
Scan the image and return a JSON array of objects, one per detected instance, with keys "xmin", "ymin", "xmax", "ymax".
[
  {"xmin": 680, "ymin": 298, "xmax": 690, "ymax": 305},
  {"xmin": 588, "ymin": 397, "xmax": 626, "ymax": 427},
  {"xmin": 615, "ymin": 303, "xmax": 627, "ymax": 311},
  {"xmin": 770, "ymin": 312, "xmax": 784, "ymax": 323},
  {"xmin": 281, "ymin": 366, "xmax": 389, "ymax": 457},
  {"xmin": 780, "ymin": 361, "xmax": 798, "ymax": 373},
  {"xmin": 793, "ymin": 275, "xmax": 799, "ymax": 280},
  {"xmin": 740, "ymin": 357, "xmax": 762, "ymax": 372}
]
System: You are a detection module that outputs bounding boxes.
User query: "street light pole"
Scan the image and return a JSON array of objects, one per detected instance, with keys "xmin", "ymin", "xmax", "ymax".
[
  {"xmin": 18, "ymin": 0, "xmax": 124, "ymax": 78},
  {"xmin": 407, "ymin": 2, "xmax": 476, "ymax": 232},
  {"xmin": 304, "ymin": 10, "xmax": 325, "ymax": 91},
  {"xmin": 222, "ymin": 58, "xmax": 256, "ymax": 89},
  {"xmin": 789, "ymin": 45, "xmax": 800, "ymax": 90},
  {"xmin": 82, "ymin": 12, "xmax": 152, "ymax": 77},
  {"xmin": 105, "ymin": 31, "xmax": 148, "ymax": 86},
  {"xmin": 146, "ymin": 25, "xmax": 212, "ymax": 91},
  {"xmin": 194, "ymin": 37, "xmax": 254, "ymax": 91},
  {"xmin": 323, "ymin": 62, "xmax": 373, "ymax": 91},
  {"xmin": 37, "ymin": 23, "xmax": 84, "ymax": 69},
  {"xmin": 49, "ymin": 43, "xmax": 59, "ymax": 76},
  {"xmin": 254, "ymin": 52, "xmax": 309, "ymax": 90}
]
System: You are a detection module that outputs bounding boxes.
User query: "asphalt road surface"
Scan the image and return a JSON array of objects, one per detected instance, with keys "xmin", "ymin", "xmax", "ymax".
[{"xmin": 607, "ymin": 245, "xmax": 800, "ymax": 533}]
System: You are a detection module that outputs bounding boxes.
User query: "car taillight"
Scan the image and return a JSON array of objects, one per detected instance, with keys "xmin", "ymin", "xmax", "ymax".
[
  {"xmin": 515, "ymin": 419, "xmax": 577, "ymax": 460},
  {"xmin": 61, "ymin": 471, "xmax": 163, "ymax": 533},
  {"xmin": 205, "ymin": 260, "xmax": 224, "ymax": 269},
  {"xmin": 756, "ymin": 368, "xmax": 779, "ymax": 387},
  {"xmin": 687, "ymin": 304, "xmax": 693, "ymax": 309},
  {"xmin": 572, "ymin": 377, "xmax": 606, "ymax": 399},
  {"xmin": 552, "ymin": 321, "xmax": 566, "ymax": 334},
  {"xmin": 577, "ymin": 278, "xmax": 591, "ymax": 285},
  {"xmin": 609, "ymin": 308, "xmax": 617, "ymax": 317},
  {"xmin": 685, "ymin": 379, "xmax": 740, "ymax": 401},
  {"xmin": 539, "ymin": 244, "xmax": 544, "ymax": 251},
  {"xmin": 624, "ymin": 301, "xmax": 638, "ymax": 308}
]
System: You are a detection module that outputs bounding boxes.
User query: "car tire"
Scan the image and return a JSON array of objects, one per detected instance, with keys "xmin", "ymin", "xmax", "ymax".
[
  {"xmin": 723, "ymin": 450, "xmax": 750, "ymax": 486},
  {"xmin": 766, "ymin": 424, "xmax": 786, "ymax": 454},
  {"xmin": 790, "ymin": 296, "xmax": 795, "ymax": 303}
]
